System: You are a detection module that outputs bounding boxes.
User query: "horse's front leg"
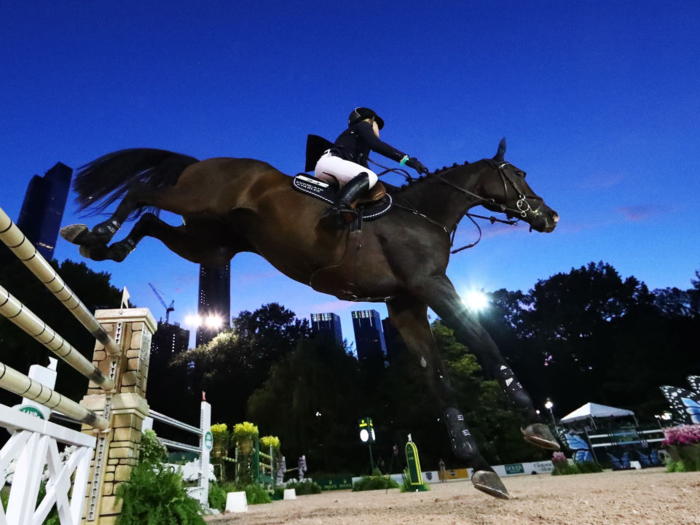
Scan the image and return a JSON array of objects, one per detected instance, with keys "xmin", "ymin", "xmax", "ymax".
[
  {"xmin": 386, "ymin": 294, "xmax": 510, "ymax": 499},
  {"xmin": 412, "ymin": 274, "xmax": 560, "ymax": 451},
  {"xmin": 61, "ymin": 183, "xmax": 157, "ymax": 247}
]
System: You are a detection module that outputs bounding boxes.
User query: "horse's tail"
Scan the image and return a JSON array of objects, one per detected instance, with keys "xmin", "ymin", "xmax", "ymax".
[{"xmin": 73, "ymin": 148, "xmax": 199, "ymax": 217}]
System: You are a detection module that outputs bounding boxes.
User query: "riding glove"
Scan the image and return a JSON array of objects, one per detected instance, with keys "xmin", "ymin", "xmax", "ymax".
[{"xmin": 406, "ymin": 158, "xmax": 429, "ymax": 174}]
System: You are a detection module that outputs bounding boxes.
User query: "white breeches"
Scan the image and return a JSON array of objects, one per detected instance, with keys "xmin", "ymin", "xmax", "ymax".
[{"xmin": 314, "ymin": 151, "xmax": 378, "ymax": 188}]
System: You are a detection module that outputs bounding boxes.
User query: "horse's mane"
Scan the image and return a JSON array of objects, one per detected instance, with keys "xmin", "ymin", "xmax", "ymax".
[{"xmin": 386, "ymin": 161, "xmax": 472, "ymax": 195}]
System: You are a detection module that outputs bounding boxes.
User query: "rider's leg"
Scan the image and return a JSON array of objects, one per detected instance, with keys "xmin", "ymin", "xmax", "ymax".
[{"xmin": 315, "ymin": 154, "xmax": 378, "ymax": 225}]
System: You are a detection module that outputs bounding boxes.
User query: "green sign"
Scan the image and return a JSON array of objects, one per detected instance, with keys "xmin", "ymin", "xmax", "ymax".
[
  {"xmin": 405, "ymin": 442, "xmax": 427, "ymax": 490},
  {"xmin": 316, "ymin": 477, "xmax": 353, "ymax": 491},
  {"xmin": 204, "ymin": 431, "xmax": 214, "ymax": 450},
  {"xmin": 18, "ymin": 406, "xmax": 45, "ymax": 419},
  {"xmin": 504, "ymin": 463, "xmax": 525, "ymax": 475}
]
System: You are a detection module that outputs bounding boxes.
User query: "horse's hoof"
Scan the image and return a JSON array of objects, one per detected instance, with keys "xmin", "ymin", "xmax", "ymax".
[
  {"xmin": 79, "ymin": 244, "xmax": 110, "ymax": 262},
  {"xmin": 522, "ymin": 423, "xmax": 560, "ymax": 450},
  {"xmin": 60, "ymin": 224, "xmax": 89, "ymax": 244},
  {"xmin": 471, "ymin": 471, "xmax": 509, "ymax": 499}
]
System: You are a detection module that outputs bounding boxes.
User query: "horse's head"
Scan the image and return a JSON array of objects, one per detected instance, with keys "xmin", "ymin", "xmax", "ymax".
[{"xmin": 479, "ymin": 139, "xmax": 559, "ymax": 233}]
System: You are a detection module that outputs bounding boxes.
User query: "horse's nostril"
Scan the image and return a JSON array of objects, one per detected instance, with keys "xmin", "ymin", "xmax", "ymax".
[{"xmin": 550, "ymin": 211, "xmax": 559, "ymax": 223}]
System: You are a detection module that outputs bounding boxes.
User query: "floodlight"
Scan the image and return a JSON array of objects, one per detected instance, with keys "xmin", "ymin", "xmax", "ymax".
[{"xmin": 464, "ymin": 291, "xmax": 489, "ymax": 311}]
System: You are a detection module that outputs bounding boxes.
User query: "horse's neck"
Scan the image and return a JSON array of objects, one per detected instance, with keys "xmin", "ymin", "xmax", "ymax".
[{"xmin": 401, "ymin": 162, "xmax": 486, "ymax": 230}]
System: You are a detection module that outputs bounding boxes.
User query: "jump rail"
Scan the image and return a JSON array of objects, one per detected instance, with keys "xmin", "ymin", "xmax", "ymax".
[
  {"xmin": 0, "ymin": 361, "xmax": 108, "ymax": 429},
  {"xmin": 0, "ymin": 285, "xmax": 115, "ymax": 389},
  {"xmin": 0, "ymin": 205, "xmax": 120, "ymax": 356},
  {"xmin": 143, "ymin": 402, "xmax": 212, "ymax": 508}
]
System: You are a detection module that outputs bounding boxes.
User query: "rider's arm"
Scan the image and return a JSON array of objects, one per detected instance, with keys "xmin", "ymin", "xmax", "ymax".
[{"xmin": 354, "ymin": 122, "xmax": 407, "ymax": 162}]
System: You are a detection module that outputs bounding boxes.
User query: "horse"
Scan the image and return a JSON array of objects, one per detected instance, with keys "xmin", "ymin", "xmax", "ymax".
[{"xmin": 60, "ymin": 138, "xmax": 560, "ymax": 499}]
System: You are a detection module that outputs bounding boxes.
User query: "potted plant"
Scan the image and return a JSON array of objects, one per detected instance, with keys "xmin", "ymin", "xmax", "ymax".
[
  {"xmin": 210, "ymin": 423, "xmax": 230, "ymax": 459},
  {"xmin": 663, "ymin": 424, "xmax": 700, "ymax": 471},
  {"xmin": 233, "ymin": 422, "xmax": 259, "ymax": 455},
  {"xmin": 261, "ymin": 435, "xmax": 281, "ymax": 457}
]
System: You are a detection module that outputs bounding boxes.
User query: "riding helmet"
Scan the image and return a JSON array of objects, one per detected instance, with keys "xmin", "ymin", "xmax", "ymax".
[{"xmin": 349, "ymin": 107, "xmax": 384, "ymax": 130}]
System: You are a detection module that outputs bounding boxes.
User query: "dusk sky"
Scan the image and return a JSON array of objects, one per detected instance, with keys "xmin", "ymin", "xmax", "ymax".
[{"xmin": 2, "ymin": 1, "xmax": 699, "ymax": 349}]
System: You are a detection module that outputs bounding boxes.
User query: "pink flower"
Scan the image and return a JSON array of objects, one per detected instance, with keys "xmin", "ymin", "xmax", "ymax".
[{"xmin": 663, "ymin": 425, "xmax": 700, "ymax": 446}]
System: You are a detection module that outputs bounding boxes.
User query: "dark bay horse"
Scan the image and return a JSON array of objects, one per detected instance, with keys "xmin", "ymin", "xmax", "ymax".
[{"xmin": 61, "ymin": 139, "xmax": 559, "ymax": 499}]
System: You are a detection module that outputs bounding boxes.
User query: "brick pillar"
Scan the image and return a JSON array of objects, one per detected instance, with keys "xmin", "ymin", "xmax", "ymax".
[{"xmin": 80, "ymin": 308, "xmax": 156, "ymax": 525}]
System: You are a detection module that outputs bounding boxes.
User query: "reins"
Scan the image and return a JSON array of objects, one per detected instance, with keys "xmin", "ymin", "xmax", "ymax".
[{"xmin": 372, "ymin": 159, "xmax": 534, "ymax": 253}]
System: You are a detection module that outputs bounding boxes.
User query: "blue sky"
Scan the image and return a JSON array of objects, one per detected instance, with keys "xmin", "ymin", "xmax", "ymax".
[{"xmin": 2, "ymin": 1, "xmax": 699, "ymax": 348}]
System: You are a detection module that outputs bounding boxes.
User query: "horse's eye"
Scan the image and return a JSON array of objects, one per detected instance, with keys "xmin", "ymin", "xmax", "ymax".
[{"xmin": 518, "ymin": 171, "xmax": 526, "ymax": 178}]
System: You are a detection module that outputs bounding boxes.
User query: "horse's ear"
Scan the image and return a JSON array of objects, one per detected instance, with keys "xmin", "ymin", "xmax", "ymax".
[{"xmin": 493, "ymin": 138, "xmax": 507, "ymax": 162}]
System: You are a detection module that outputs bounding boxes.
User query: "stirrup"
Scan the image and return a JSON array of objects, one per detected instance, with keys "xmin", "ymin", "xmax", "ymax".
[{"xmin": 321, "ymin": 206, "xmax": 357, "ymax": 228}]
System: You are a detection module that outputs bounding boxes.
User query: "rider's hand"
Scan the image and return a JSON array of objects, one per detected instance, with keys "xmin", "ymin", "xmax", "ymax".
[{"xmin": 406, "ymin": 158, "xmax": 429, "ymax": 174}]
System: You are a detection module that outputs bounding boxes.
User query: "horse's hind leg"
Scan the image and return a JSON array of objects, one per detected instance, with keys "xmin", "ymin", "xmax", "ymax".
[
  {"xmin": 79, "ymin": 213, "xmax": 234, "ymax": 265},
  {"xmin": 62, "ymin": 183, "xmax": 160, "ymax": 247},
  {"xmin": 386, "ymin": 295, "xmax": 510, "ymax": 499},
  {"xmin": 415, "ymin": 275, "xmax": 559, "ymax": 451}
]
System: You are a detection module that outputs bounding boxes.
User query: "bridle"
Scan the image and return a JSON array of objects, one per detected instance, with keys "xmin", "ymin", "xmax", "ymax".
[
  {"xmin": 381, "ymin": 159, "xmax": 545, "ymax": 254},
  {"xmin": 429, "ymin": 159, "xmax": 545, "ymax": 221}
]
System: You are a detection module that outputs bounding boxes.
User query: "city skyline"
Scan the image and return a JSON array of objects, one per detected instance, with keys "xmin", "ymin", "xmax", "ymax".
[{"xmin": 2, "ymin": 2, "xmax": 699, "ymax": 352}]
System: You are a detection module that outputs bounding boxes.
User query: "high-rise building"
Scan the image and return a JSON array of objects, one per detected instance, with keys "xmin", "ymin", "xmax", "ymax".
[
  {"xmin": 352, "ymin": 310, "xmax": 387, "ymax": 365},
  {"xmin": 16, "ymin": 162, "xmax": 73, "ymax": 260},
  {"xmin": 148, "ymin": 321, "xmax": 191, "ymax": 416},
  {"xmin": 151, "ymin": 321, "xmax": 190, "ymax": 360},
  {"xmin": 310, "ymin": 312, "xmax": 343, "ymax": 346},
  {"xmin": 196, "ymin": 263, "xmax": 231, "ymax": 346},
  {"xmin": 382, "ymin": 317, "xmax": 407, "ymax": 362}
]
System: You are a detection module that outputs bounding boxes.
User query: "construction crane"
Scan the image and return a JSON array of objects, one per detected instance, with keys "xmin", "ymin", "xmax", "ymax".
[{"xmin": 149, "ymin": 283, "xmax": 175, "ymax": 324}]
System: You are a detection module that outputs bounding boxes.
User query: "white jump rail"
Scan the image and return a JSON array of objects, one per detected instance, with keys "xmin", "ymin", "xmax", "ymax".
[
  {"xmin": 144, "ymin": 402, "xmax": 212, "ymax": 508},
  {"xmin": 0, "ymin": 205, "xmax": 120, "ymax": 356}
]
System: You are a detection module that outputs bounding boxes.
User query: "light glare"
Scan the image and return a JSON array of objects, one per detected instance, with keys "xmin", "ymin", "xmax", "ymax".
[{"xmin": 464, "ymin": 291, "xmax": 489, "ymax": 311}]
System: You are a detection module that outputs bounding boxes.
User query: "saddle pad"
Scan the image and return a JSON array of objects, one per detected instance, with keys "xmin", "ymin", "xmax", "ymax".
[{"xmin": 292, "ymin": 174, "xmax": 392, "ymax": 221}]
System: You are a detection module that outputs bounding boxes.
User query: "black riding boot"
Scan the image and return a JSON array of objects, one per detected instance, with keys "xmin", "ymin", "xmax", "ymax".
[{"xmin": 321, "ymin": 173, "xmax": 370, "ymax": 227}]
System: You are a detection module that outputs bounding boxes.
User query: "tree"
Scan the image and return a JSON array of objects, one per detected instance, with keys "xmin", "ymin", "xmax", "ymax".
[
  {"xmin": 173, "ymin": 303, "xmax": 310, "ymax": 425},
  {"xmin": 247, "ymin": 336, "xmax": 361, "ymax": 474},
  {"xmin": 0, "ymin": 257, "xmax": 122, "ymax": 405}
]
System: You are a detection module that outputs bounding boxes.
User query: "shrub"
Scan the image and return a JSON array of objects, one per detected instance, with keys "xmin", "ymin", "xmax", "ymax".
[
  {"xmin": 210, "ymin": 481, "xmax": 272, "ymax": 506},
  {"xmin": 286, "ymin": 480, "xmax": 322, "ymax": 495},
  {"xmin": 353, "ymin": 475, "xmax": 399, "ymax": 492},
  {"xmin": 399, "ymin": 468, "xmax": 429, "ymax": 492},
  {"xmin": 208, "ymin": 484, "xmax": 227, "ymax": 512},
  {"xmin": 115, "ymin": 463, "xmax": 205, "ymax": 525},
  {"xmin": 576, "ymin": 461, "xmax": 603, "ymax": 474},
  {"xmin": 667, "ymin": 460, "xmax": 686, "ymax": 473},
  {"xmin": 244, "ymin": 483, "xmax": 272, "ymax": 505},
  {"xmin": 139, "ymin": 429, "xmax": 168, "ymax": 465}
]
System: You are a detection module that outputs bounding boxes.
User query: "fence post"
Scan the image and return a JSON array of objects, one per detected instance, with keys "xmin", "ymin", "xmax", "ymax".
[{"xmin": 80, "ymin": 307, "xmax": 156, "ymax": 525}]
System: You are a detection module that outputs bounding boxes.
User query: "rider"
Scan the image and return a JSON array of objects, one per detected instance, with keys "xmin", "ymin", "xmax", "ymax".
[{"xmin": 315, "ymin": 107, "xmax": 429, "ymax": 225}]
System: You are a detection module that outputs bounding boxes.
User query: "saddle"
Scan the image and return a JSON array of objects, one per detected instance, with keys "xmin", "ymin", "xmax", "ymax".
[{"xmin": 292, "ymin": 174, "xmax": 392, "ymax": 221}]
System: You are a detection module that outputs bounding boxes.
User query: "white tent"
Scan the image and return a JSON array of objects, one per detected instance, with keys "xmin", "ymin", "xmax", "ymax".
[{"xmin": 560, "ymin": 402, "xmax": 636, "ymax": 424}]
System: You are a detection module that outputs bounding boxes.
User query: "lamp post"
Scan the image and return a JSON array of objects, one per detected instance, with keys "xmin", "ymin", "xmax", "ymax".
[
  {"xmin": 358, "ymin": 417, "xmax": 376, "ymax": 473},
  {"xmin": 544, "ymin": 398, "xmax": 556, "ymax": 426}
]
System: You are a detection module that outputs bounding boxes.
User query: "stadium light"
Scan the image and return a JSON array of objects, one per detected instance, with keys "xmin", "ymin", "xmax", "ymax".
[
  {"xmin": 463, "ymin": 290, "xmax": 489, "ymax": 312},
  {"xmin": 205, "ymin": 315, "xmax": 223, "ymax": 329}
]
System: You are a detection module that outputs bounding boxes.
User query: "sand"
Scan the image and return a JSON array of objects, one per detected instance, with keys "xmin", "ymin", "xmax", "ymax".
[{"xmin": 204, "ymin": 468, "xmax": 700, "ymax": 525}]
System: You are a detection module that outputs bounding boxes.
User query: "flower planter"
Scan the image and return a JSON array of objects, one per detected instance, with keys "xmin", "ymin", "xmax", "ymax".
[
  {"xmin": 239, "ymin": 438, "xmax": 253, "ymax": 455},
  {"xmin": 668, "ymin": 445, "xmax": 700, "ymax": 471}
]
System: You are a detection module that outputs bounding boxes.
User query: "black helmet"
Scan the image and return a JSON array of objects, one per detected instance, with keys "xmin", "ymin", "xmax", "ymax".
[{"xmin": 349, "ymin": 107, "xmax": 384, "ymax": 130}]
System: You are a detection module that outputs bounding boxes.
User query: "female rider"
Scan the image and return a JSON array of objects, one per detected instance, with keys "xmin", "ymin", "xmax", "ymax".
[{"xmin": 315, "ymin": 107, "xmax": 429, "ymax": 226}]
